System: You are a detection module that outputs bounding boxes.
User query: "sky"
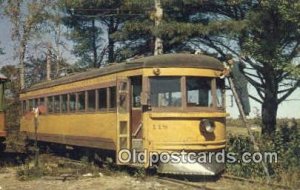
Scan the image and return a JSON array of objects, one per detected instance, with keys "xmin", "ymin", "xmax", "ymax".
[{"xmin": 0, "ymin": 15, "xmax": 299, "ymax": 119}]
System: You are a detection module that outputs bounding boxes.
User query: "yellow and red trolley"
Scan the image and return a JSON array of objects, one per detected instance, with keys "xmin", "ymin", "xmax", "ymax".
[
  {"xmin": 0, "ymin": 73, "xmax": 7, "ymax": 152},
  {"xmin": 20, "ymin": 54, "xmax": 226, "ymax": 175}
]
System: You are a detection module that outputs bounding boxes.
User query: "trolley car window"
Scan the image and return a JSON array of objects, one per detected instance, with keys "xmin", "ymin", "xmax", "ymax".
[
  {"xmin": 22, "ymin": 100, "xmax": 27, "ymax": 113},
  {"xmin": 54, "ymin": 95, "xmax": 60, "ymax": 113},
  {"xmin": 132, "ymin": 77, "xmax": 142, "ymax": 108},
  {"xmin": 77, "ymin": 91, "xmax": 85, "ymax": 111},
  {"xmin": 109, "ymin": 86, "xmax": 116, "ymax": 109},
  {"xmin": 98, "ymin": 88, "xmax": 107, "ymax": 110},
  {"xmin": 216, "ymin": 79, "xmax": 225, "ymax": 108},
  {"xmin": 28, "ymin": 99, "xmax": 33, "ymax": 111},
  {"xmin": 34, "ymin": 99, "xmax": 38, "ymax": 108},
  {"xmin": 47, "ymin": 97, "xmax": 53, "ymax": 113},
  {"xmin": 186, "ymin": 77, "xmax": 212, "ymax": 107},
  {"xmin": 29, "ymin": 99, "xmax": 35, "ymax": 110},
  {"xmin": 39, "ymin": 97, "xmax": 45, "ymax": 106},
  {"xmin": 150, "ymin": 77, "xmax": 182, "ymax": 107},
  {"xmin": 87, "ymin": 90, "xmax": 96, "ymax": 111},
  {"xmin": 61, "ymin": 94, "xmax": 68, "ymax": 112},
  {"xmin": 69, "ymin": 93, "xmax": 76, "ymax": 112}
]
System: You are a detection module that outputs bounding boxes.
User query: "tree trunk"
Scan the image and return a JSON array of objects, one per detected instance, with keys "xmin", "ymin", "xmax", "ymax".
[
  {"xmin": 91, "ymin": 19, "xmax": 98, "ymax": 68},
  {"xmin": 261, "ymin": 76, "xmax": 278, "ymax": 135},
  {"xmin": 261, "ymin": 97, "xmax": 278, "ymax": 135},
  {"xmin": 19, "ymin": 40, "xmax": 26, "ymax": 89},
  {"xmin": 108, "ymin": 38, "xmax": 114, "ymax": 63},
  {"xmin": 107, "ymin": 17, "xmax": 115, "ymax": 63}
]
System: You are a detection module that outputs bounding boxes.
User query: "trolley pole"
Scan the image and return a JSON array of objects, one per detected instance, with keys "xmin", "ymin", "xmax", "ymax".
[
  {"xmin": 154, "ymin": 0, "xmax": 163, "ymax": 55},
  {"xmin": 228, "ymin": 76, "xmax": 271, "ymax": 182}
]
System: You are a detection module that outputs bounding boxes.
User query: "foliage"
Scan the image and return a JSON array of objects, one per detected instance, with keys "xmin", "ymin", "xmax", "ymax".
[
  {"xmin": 62, "ymin": 0, "xmax": 135, "ymax": 67},
  {"xmin": 0, "ymin": 42, "xmax": 4, "ymax": 55},
  {"xmin": 4, "ymin": 0, "xmax": 56, "ymax": 89},
  {"xmin": 0, "ymin": 65, "xmax": 20, "ymax": 99},
  {"xmin": 226, "ymin": 123, "xmax": 300, "ymax": 186},
  {"xmin": 2, "ymin": 0, "xmax": 300, "ymax": 134}
]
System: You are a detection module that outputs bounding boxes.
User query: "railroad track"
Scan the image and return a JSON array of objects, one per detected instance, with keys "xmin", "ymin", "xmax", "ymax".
[
  {"xmin": 222, "ymin": 174, "xmax": 291, "ymax": 190},
  {"xmin": 156, "ymin": 176, "xmax": 215, "ymax": 190},
  {"xmin": 156, "ymin": 174, "xmax": 292, "ymax": 190}
]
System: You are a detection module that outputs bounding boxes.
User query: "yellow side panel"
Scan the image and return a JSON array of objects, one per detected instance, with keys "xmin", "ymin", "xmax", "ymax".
[
  {"xmin": 143, "ymin": 68, "xmax": 221, "ymax": 77},
  {"xmin": 0, "ymin": 113, "xmax": 5, "ymax": 137},
  {"xmin": 20, "ymin": 113, "xmax": 117, "ymax": 143},
  {"xmin": 143, "ymin": 112, "xmax": 226, "ymax": 152}
]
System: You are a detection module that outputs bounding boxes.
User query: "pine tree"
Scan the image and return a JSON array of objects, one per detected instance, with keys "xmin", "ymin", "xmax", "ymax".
[{"xmin": 116, "ymin": 0, "xmax": 300, "ymax": 135}]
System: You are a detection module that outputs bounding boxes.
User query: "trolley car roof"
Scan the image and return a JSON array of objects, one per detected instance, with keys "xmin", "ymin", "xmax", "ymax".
[{"xmin": 24, "ymin": 54, "xmax": 223, "ymax": 92}]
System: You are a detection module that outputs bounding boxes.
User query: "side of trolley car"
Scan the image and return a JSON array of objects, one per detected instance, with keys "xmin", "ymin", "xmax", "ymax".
[
  {"xmin": 0, "ymin": 74, "xmax": 7, "ymax": 152},
  {"xmin": 20, "ymin": 54, "xmax": 226, "ymax": 175}
]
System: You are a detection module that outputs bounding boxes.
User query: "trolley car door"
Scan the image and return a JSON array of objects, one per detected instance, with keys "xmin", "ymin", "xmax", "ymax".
[
  {"xmin": 130, "ymin": 76, "xmax": 143, "ymax": 151},
  {"xmin": 116, "ymin": 78, "xmax": 131, "ymax": 165}
]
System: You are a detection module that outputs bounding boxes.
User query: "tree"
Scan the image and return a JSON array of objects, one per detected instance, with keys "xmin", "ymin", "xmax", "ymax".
[
  {"xmin": 0, "ymin": 65, "xmax": 19, "ymax": 99},
  {"xmin": 62, "ymin": 0, "xmax": 130, "ymax": 67},
  {"xmin": 191, "ymin": 1, "xmax": 300, "ymax": 135},
  {"xmin": 4, "ymin": 0, "xmax": 50, "ymax": 89},
  {"xmin": 116, "ymin": 0, "xmax": 300, "ymax": 135},
  {"xmin": 0, "ymin": 44, "xmax": 4, "ymax": 55}
]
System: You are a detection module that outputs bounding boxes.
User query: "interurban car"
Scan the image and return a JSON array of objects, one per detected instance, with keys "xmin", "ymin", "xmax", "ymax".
[
  {"xmin": 0, "ymin": 73, "xmax": 7, "ymax": 153},
  {"xmin": 20, "ymin": 53, "xmax": 226, "ymax": 175}
]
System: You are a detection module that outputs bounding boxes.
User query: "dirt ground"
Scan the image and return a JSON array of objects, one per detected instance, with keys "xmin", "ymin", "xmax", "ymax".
[
  {"xmin": 0, "ymin": 166, "xmax": 281, "ymax": 190},
  {"xmin": 0, "ymin": 167, "xmax": 180, "ymax": 190},
  {"xmin": 0, "ymin": 150, "xmax": 286, "ymax": 190}
]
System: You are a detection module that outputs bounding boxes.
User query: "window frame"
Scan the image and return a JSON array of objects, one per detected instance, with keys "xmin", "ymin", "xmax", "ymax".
[
  {"xmin": 97, "ymin": 87, "xmax": 108, "ymax": 112},
  {"xmin": 149, "ymin": 76, "xmax": 224, "ymax": 112},
  {"xmin": 108, "ymin": 86, "xmax": 116, "ymax": 111},
  {"xmin": 87, "ymin": 89, "xmax": 96, "ymax": 112},
  {"xmin": 149, "ymin": 76, "xmax": 184, "ymax": 112}
]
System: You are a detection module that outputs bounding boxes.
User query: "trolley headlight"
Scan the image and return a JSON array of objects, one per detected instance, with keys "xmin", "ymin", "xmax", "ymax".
[{"xmin": 201, "ymin": 119, "xmax": 215, "ymax": 133}]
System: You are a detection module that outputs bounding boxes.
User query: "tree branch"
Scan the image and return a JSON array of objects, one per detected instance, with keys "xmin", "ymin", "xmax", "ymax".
[
  {"xmin": 243, "ymin": 72, "xmax": 264, "ymax": 89},
  {"xmin": 249, "ymin": 94, "xmax": 263, "ymax": 104},
  {"xmin": 278, "ymin": 80, "xmax": 300, "ymax": 104}
]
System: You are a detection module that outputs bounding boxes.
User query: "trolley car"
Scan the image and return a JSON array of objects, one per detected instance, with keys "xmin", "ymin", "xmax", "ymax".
[
  {"xmin": 0, "ymin": 73, "xmax": 7, "ymax": 152},
  {"xmin": 20, "ymin": 53, "xmax": 226, "ymax": 175}
]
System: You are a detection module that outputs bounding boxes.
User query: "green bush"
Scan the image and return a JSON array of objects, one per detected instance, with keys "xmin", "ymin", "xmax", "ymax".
[{"xmin": 226, "ymin": 126, "xmax": 300, "ymax": 182}]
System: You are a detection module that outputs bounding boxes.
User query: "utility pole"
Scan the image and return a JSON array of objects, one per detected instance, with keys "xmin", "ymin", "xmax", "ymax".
[
  {"xmin": 154, "ymin": 0, "xmax": 163, "ymax": 55},
  {"xmin": 46, "ymin": 43, "xmax": 52, "ymax": 81}
]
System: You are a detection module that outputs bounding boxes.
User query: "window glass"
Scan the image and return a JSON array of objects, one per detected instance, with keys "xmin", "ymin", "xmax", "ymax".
[
  {"xmin": 109, "ymin": 86, "xmax": 116, "ymax": 109},
  {"xmin": 47, "ymin": 96, "xmax": 53, "ymax": 113},
  {"xmin": 186, "ymin": 77, "xmax": 212, "ymax": 107},
  {"xmin": 54, "ymin": 95, "xmax": 60, "ymax": 113},
  {"xmin": 61, "ymin": 94, "xmax": 68, "ymax": 112},
  {"xmin": 69, "ymin": 93, "xmax": 76, "ymax": 112},
  {"xmin": 28, "ymin": 99, "xmax": 33, "ymax": 111},
  {"xmin": 217, "ymin": 79, "xmax": 225, "ymax": 108},
  {"xmin": 39, "ymin": 97, "xmax": 45, "ymax": 106},
  {"xmin": 118, "ymin": 82, "xmax": 128, "ymax": 112},
  {"xmin": 87, "ymin": 90, "xmax": 96, "ymax": 111},
  {"xmin": 77, "ymin": 91, "xmax": 85, "ymax": 111},
  {"xmin": 98, "ymin": 88, "xmax": 107, "ymax": 110},
  {"xmin": 132, "ymin": 78, "xmax": 142, "ymax": 108},
  {"xmin": 22, "ymin": 100, "xmax": 27, "ymax": 113},
  {"xmin": 150, "ymin": 77, "xmax": 182, "ymax": 107},
  {"xmin": 34, "ymin": 99, "xmax": 38, "ymax": 108}
]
